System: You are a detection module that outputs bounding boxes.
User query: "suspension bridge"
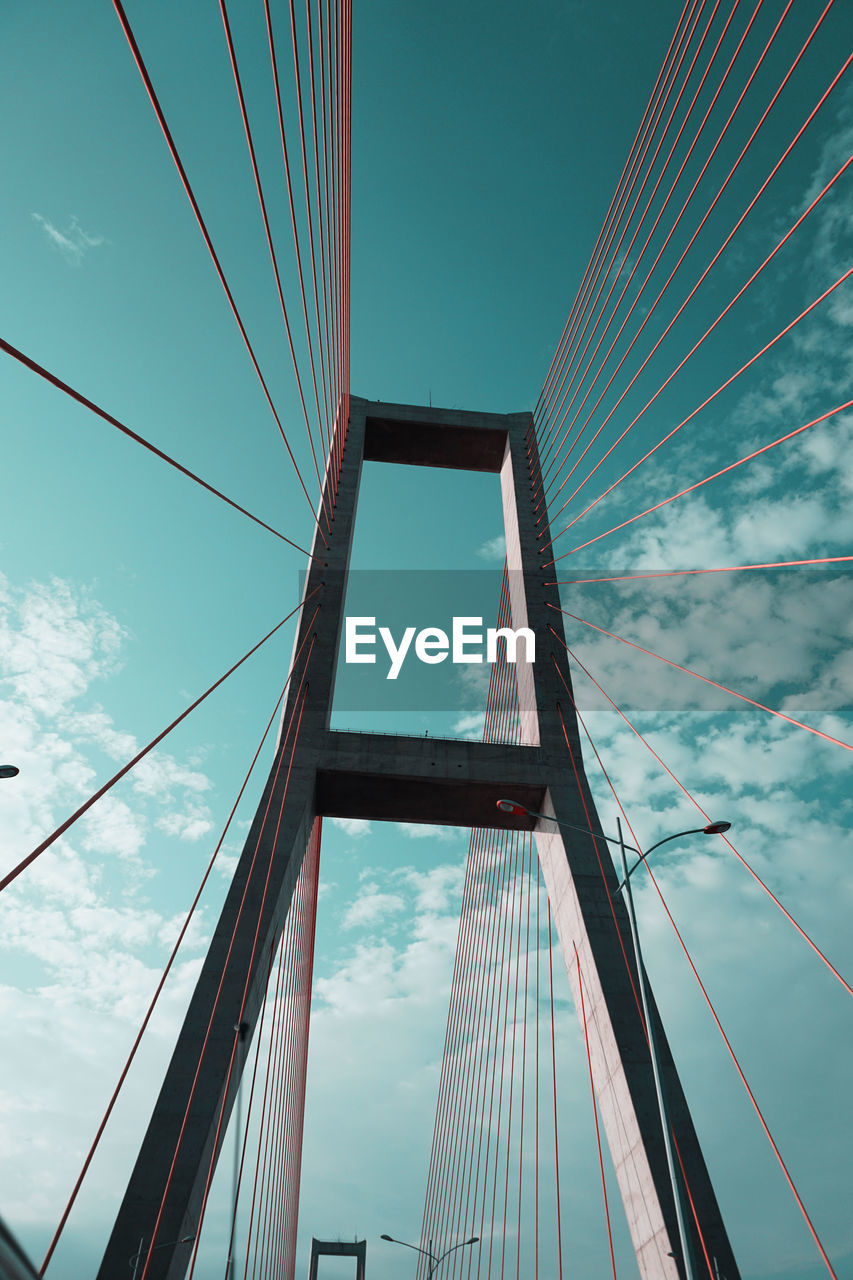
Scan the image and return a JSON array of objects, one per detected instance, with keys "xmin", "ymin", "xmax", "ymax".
[{"xmin": 1, "ymin": 1, "xmax": 851, "ymax": 1279}]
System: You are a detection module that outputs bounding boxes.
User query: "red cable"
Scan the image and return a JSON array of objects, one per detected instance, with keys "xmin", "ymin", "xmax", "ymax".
[
  {"xmin": 574, "ymin": 943, "xmax": 618, "ymax": 1280},
  {"xmin": 539, "ymin": 0, "xmax": 801, "ymax": 505},
  {"xmin": 328, "ymin": 2, "xmax": 343, "ymax": 462},
  {"xmin": 288, "ymin": 0, "xmax": 332, "ymax": 453},
  {"xmin": 540, "ymin": 0, "xmax": 773, "ymax": 498},
  {"xmin": 272, "ymin": 828, "xmax": 314, "ymax": 1280},
  {"xmin": 549, "ymin": 555, "xmax": 853, "ymax": 585},
  {"xmin": 498, "ymin": 831, "xmax": 526, "ymax": 1280},
  {"xmin": 536, "ymin": 0, "xmax": 710, "ymax": 466},
  {"xmin": 254, "ymin": 916, "xmax": 293, "ymax": 1280},
  {"xmin": 223, "ymin": 943, "xmax": 278, "ymax": 1280},
  {"xmin": 543, "ymin": 80, "xmax": 853, "ymax": 543},
  {"xmin": 460, "ymin": 827, "xmax": 506, "ymax": 1280},
  {"xmin": 534, "ymin": 0, "xmax": 693, "ymax": 422},
  {"xmin": 515, "ymin": 836, "xmax": 533, "ymax": 1280},
  {"xmin": 556, "ymin": 386, "xmax": 853, "ymax": 561},
  {"xmin": 539, "ymin": 0, "xmax": 731, "ymax": 485},
  {"xmin": 244, "ymin": 927, "xmax": 289, "ymax": 1280},
  {"xmin": 458, "ymin": 823, "xmax": 500, "ymax": 1280},
  {"xmin": 270, "ymin": 880, "xmax": 302, "ymax": 1280},
  {"xmin": 553, "ymin": 637, "xmax": 853, "ymax": 1001},
  {"xmin": 420, "ymin": 825, "xmax": 489, "ymax": 1257},
  {"xmin": 256, "ymin": 911, "xmax": 295, "ymax": 1280},
  {"xmin": 421, "ymin": 576, "xmax": 513, "ymax": 1256},
  {"xmin": 542, "ymin": 2, "xmax": 842, "ymax": 514},
  {"xmin": 536, "ymin": 0, "xmax": 703, "ymax": 459},
  {"xmin": 471, "ymin": 828, "xmax": 516, "ymax": 1280},
  {"xmin": 534, "ymin": 857, "xmax": 540, "ymax": 1280},
  {"xmin": 271, "ymin": 846, "xmax": 310, "ymax": 1280},
  {"xmin": 283, "ymin": 818, "xmax": 321, "ymax": 1277},
  {"xmin": 1, "ymin": 595, "xmax": 319, "ymax": 893},
  {"xmin": 304, "ymin": 0, "xmax": 334, "ymax": 442},
  {"xmin": 546, "ymin": 899, "xmax": 564, "ymax": 1280},
  {"xmin": 485, "ymin": 831, "xmax": 522, "ymax": 1279},
  {"xmin": 0, "ymin": 337, "xmax": 314, "ymax": 557},
  {"xmin": 446, "ymin": 604, "xmax": 524, "ymax": 1269},
  {"xmin": 218, "ymin": 0, "xmax": 330, "ymax": 531},
  {"xmin": 430, "ymin": 826, "xmax": 497, "ymax": 1263},
  {"xmin": 263, "ymin": 0, "xmax": 328, "ymax": 469},
  {"xmin": 552, "ymin": 607, "xmax": 853, "ymax": 753},
  {"xmin": 261, "ymin": 878, "xmax": 300, "ymax": 1280},
  {"xmin": 319, "ymin": 0, "xmax": 338, "ymax": 432},
  {"xmin": 111, "ymin": 0, "xmax": 327, "ymax": 543},
  {"xmin": 432, "ymin": 727, "xmax": 512, "ymax": 1254},
  {"xmin": 653, "ymin": 871, "xmax": 837, "ymax": 1274}
]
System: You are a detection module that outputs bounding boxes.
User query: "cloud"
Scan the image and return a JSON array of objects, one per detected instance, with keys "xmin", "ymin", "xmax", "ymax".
[
  {"xmin": 155, "ymin": 809, "xmax": 214, "ymax": 842},
  {"xmin": 476, "ymin": 533, "xmax": 506, "ymax": 561},
  {"xmin": 452, "ymin": 710, "xmax": 485, "ymax": 738},
  {"xmin": 329, "ymin": 816, "xmax": 372, "ymax": 838},
  {"xmin": 0, "ymin": 572, "xmax": 218, "ymax": 919},
  {"xmin": 31, "ymin": 213, "xmax": 106, "ymax": 265},
  {"xmin": 341, "ymin": 886, "xmax": 405, "ymax": 929},
  {"xmin": 395, "ymin": 821, "xmax": 467, "ymax": 842},
  {"xmin": 399, "ymin": 863, "xmax": 465, "ymax": 913},
  {"xmin": 0, "ymin": 575, "xmax": 125, "ymax": 716}
]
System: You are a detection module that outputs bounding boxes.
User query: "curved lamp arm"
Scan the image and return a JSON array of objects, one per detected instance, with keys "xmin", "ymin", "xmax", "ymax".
[
  {"xmin": 496, "ymin": 802, "xmax": 730, "ymax": 896},
  {"xmin": 615, "ymin": 822, "xmax": 732, "ymax": 893},
  {"xmin": 433, "ymin": 1238, "xmax": 479, "ymax": 1271},
  {"xmin": 379, "ymin": 1235, "xmax": 430, "ymax": 1261}
]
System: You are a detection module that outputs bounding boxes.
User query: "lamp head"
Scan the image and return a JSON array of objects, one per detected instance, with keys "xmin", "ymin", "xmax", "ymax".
[
  {"xmin": 380, "ymin": 1235, "xmax": 394, "ymax": 1242},
  {"xmin": 497, "ymin": 798, "xmax": 528, "ymax": 816},
  {"xmin": 0, "ymin": 765, "xmax": 19, "ymax": 779},
  {"xmin": 703, "ymin": 821, "xmax": 731, "ymax": 835}
]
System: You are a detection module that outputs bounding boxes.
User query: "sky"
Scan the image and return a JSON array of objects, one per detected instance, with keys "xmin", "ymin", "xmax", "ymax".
[{"xmin": 1, "ymin": 1, "xmax": 852, "ymax": 1279}]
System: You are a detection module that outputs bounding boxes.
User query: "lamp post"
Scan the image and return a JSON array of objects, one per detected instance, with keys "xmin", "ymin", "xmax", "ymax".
[
  {"xmin": 380, "ymin": 1233, "xmax": 478, "ymax": 1278},
  {"xmin": 128, "ymin": 1235, "xmax": 195, "ymax": 1279},
  {"xmin": 496, "ymin": 798, "xmax": 731, "ymax": 1280}
]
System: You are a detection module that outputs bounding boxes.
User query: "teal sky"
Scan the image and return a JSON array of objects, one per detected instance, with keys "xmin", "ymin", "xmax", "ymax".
[{"xmin": 1, "ymin": 2, "xmax": 852, "ymax": 1279}]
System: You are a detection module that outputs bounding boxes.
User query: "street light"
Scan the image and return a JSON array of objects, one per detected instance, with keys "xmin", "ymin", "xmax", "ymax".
[
  {"xmin": 496, "ymin": 797, "xmax": 732, "ymax": 1280},
  {"xmin": 0, "ymin": 765, "xmax": 20, "ymax": 779},
  {"xmin": 129, "ymin": 1235, "xmax": 195, "ymax": 1279},
  {"xmin": 380, "ymin": 1233, "xmax": 478, "ymax": 1278}
]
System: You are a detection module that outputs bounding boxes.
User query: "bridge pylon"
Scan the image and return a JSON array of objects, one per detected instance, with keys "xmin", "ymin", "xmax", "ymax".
[{"xmin": 97, "ymin": 398, "xmax": 739, "ymax": 1280}]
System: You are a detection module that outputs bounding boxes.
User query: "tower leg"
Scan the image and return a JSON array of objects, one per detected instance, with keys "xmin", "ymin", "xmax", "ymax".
[
  {"xmin": 535, "ymin": 780, "xmax": 739, "ymax": 1279},
  {"xmin": 96, "ymin": 724, "xmax": 319, "ymax": 1280}
]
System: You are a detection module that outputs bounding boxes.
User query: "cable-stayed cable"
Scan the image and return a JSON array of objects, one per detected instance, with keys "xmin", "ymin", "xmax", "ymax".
[
  {"xmin": 111, "ymin": 0, "xmax": 327, "ymax": 544},
  {"xmin": 0, "ymin": 338, "xmax": 314, "ymax": 556}
]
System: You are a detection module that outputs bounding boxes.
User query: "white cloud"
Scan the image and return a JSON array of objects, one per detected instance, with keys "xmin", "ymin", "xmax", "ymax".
[
  {"xmin": 329, "ymin": 816, "xmax": 372, "ymax": 838},
  {"xmin": 155, "ymin": 810, "xmax": 214, "ymax": 842},
  {"xmin": 0, "ymin": 574, "xmax": 125, "ymax": 716},
  {"xmin": 132, "ymin": 754, "xmax": 212, "ymax": 799},
  {"xmin": 452, "ymin": 710, "xmax": 485, "ymax": 738},
  {"xmin": 476, "ymin": 533, "xmax": 506, "ymax": 561},
  {"xmin": 79, "ymin": 794, "xmax": 147, "ymax": 860},
  {"xmin": 31, "ymin": 213, "xmax": 105, "ymax": 265},
  {"xmin": 341, "ymin": 887, "xmax": 405, "ymax": 929},
  {"xmin": 395, "ymin": 821, "xmax": 467, "ymax": 842},
  {"xmin": 400, "ymin": 863, "xmax": 465, "ymax": 913}
]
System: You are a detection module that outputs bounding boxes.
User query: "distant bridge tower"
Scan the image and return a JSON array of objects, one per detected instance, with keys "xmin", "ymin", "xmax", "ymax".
[
  {"xmin": 308, "ymin": 1238, "xmax": 366, "ymax": 1280},
  {"xmin": 97, "ymin": 398, "xmax": 740, "ymax": 1280}
]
